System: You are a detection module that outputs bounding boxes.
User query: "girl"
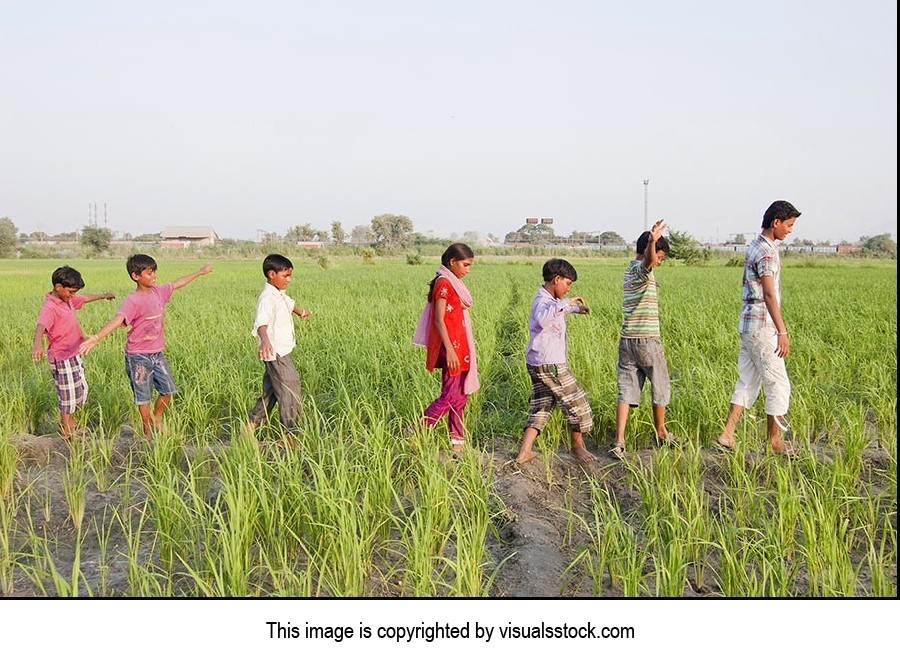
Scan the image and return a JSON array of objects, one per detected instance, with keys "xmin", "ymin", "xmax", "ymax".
[{"xmin": 412, "ymin": 243, "xmax": 479, "ymax": 451}]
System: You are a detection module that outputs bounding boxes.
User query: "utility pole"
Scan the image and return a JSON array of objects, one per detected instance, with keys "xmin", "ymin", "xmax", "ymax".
[{"xmin": 643, "ymin": 179, "xmax": 649, "ymax": 231}]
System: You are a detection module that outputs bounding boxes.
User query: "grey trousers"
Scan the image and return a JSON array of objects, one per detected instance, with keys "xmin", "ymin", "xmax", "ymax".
[{"xmin": 249, "ymin": 354, "xmax": 302, "ymax": 429}]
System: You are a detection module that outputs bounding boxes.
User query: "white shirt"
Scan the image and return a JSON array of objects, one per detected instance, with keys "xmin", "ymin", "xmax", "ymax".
[{"xmin": 252, "ymin": 283, "xmax": 296, "ymax": 360}]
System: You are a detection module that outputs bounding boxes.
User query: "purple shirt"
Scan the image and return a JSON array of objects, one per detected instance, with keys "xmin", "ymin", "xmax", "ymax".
[
  {"xmin": 36, "ymin": 292, "xmax": 87, "ymax": 362},
  {"xmin": 117, "ymin": 283, "xmax": 174, "ymax": 354},
  {"xmin": 526, "ymin": 286, "xmax": 580, "ymax": 366}
]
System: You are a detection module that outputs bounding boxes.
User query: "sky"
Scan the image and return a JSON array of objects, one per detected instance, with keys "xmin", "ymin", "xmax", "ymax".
[{"xmin": 1, "ymin": 0, "xmax": 896, "ymax": 244}]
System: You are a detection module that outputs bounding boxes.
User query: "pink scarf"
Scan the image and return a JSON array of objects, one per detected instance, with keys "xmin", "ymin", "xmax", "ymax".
[{"xmin": 413, "ymin": 265, "xmax": 480, "ymax": 394}]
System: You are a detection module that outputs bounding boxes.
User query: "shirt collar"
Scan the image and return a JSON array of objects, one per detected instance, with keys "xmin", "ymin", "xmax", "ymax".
[
  {"xmin": 758, "ymin": 233, "xmax": 778, "ymax": 248},
  {"xmin": 45, "ymin": 291, "xmax": 70, "ymax": 307},
  {"xmin": 537, "ymin": 286, "xmax": 557, "ymax": 302},
  {"xmin": 264, "ymin": 282, "xmax": 287, "ymax": 296}
]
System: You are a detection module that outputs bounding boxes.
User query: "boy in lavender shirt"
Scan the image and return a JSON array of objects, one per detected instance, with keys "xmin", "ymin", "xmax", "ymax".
[
  {"xmin": 31, "ymin": 265, "xmax": 115, "ymax": 438},
  {"xmin": 516, "ymin": 258, "xmax": 594, "ymax": 464},
  {"xmin": 80, "ymin": 254, "xmax": 212, "ymax": 436}
]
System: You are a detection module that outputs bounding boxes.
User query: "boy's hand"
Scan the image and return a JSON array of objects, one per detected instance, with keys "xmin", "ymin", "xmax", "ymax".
[
  {"xmin": 31, "ymin": 345, "xmax": 45, "ymax": 362},
  {"xmin": 79, "ymin": 335, "xmax": 99, "ymax": 355},
  {"xmin": 198, "ymin": 264, "xmax": 213, "ymax": 276},
  {"xmin": 650, "ymin": 219, "xmax": 667, "ymax": 242},
  {"xmin": 298, "ymin": 309, "xmax": 311, "ymax": 320},
  {"xmin": 102, "ymin": 292, "xmax": 115, "ymax": 300},
  {"xmin": 775, "ymin": 334, "xmax": 790, "ymax": 359},
  {"xmin": 259, "ymin": 338, "xmax": 275, "ymax": 361}
]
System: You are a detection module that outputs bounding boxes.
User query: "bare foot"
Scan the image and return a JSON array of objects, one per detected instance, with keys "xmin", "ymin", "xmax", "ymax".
[
  {"xmin": 771, "ymin": 439, "xmax": 793, "ymax": 455},
  {"xmin": 515, "ymin": 449, "xmax": 537, "ymax": 464},
  {"xmin": 571, "ymin": 446, "xmax": 595, "ymax": 463},
  {"xmin": 450, "ymin": 438, "xmax": 465, "ymax": 453},
  {"xmin": 245, "ymin": 421, "xmax": 258, "ymax": 435},
  {"xmin": 716, "ymin": 435, "xmax": 735, "ymax": 450}
]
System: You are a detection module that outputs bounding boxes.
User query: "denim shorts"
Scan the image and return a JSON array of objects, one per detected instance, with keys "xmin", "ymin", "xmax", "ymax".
[{"xmin": 124, "ymin": 352, "xmax": 178, "ymax": 405}]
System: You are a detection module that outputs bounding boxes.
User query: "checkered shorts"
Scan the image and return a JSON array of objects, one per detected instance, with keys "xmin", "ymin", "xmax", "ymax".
[
  {"xmin": 525, "ymin": 363, "xmax": 593, "ymax": 434},
  {"xmin": 49, "ymin": 355, "xmax": 88, "ymax": 414}
]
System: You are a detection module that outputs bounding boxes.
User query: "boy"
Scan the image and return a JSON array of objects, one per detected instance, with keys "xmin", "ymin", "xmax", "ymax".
[
  {"xmin": 31, "ymin": 266, "xmax": 115, "ymax": 438},
  {"xmin": 516, "ymin": 258, "xmax": 594, "ymax": 464},
  {"xmin": 80, "ymin": 254, "xmax": 212, "ymax": 436},
  {"xmin": 611, "ymin": 219, "xmax": 677, "ymax": 458},
  {"xmin": 717, "ymin": 200, "xmax": 801, "ymax": 455},
  {"xmin": 246, "ymin": 254, "xmax": 311, "ymax": 434}
]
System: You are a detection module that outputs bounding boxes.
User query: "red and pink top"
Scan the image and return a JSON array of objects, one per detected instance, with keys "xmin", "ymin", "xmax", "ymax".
[{"xmin": 426, "ymin": 277, "xmax": 470, "ymax": 374}]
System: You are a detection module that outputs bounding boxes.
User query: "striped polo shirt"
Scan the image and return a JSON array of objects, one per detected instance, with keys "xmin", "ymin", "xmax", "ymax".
[{"xmin": 621, "ymin": 260, "xmax": 660, "ymax": 338}]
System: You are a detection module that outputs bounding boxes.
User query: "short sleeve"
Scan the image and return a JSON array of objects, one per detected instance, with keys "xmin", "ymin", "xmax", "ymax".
[
  {"xmin": 756, "ymin": 250, "xmax": 777, "ymax": 278},
  {"xmin": 253, "ymin": 295, "xmax": 274, "ymax": 334},
  {"xmin": 36, "ymin": 304, "xmax": 55, "ymax": 332},
  {"xmin": 117, "ymin": 296, "xmax": 136, "ymax": 326},
  {"xmin": 157, "ymin": 283, "xmax": 174, "ymax": 304},
  {"xmin": 436, "ymin": 282, "xmax": 450, "ymax": 299},
  {"xmin": 71, "ymin": 295, "xmax": 87, "ymax": 311}
]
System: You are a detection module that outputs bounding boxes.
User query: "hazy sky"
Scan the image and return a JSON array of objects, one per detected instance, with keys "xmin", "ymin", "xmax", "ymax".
[{"xmin": 1, "ymin": 1, "xmax": 896, "ymax": 243}]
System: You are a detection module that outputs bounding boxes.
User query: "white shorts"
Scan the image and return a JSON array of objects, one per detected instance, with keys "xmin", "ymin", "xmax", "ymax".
[{"xmin": 730, "ymin": 327, "xmax": 791, "ymax": 416}]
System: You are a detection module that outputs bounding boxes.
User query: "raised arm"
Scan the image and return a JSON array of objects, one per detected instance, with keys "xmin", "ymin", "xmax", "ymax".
[
  {"xmin": 760, "ymin": 275, "xmax": 789, "ymax": 358},
  {"xmin": 80, "ymin": 292, "xmax": 116, "ymax": 304},
  {"xmin": 31, "ymin": 323, "xmax": 47, "ymax": 361},
  {"xmin": 642, "ymin": 219, "xmax": 667, "ymax": 271},
  {"xmin": 172, "ymin": 264, "xmax": 213, "ymax": 290},
  {"xmin": 79, "ymin": 313, "xmax": 126, "ymax": 355}
]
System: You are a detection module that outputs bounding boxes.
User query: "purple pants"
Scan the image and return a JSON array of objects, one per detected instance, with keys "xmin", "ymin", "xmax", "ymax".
[{"xmin": 423, "ymin": 367, "xmax": 469, "ymax": 440}]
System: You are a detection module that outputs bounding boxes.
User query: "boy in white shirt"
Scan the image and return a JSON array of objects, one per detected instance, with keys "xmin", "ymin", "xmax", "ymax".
[{"xmin": 247, "ymin": 254, "xmax": 311, "ymax": 433}]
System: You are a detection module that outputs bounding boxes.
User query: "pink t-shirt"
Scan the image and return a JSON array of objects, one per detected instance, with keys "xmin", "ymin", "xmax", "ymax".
[
  {"xmin": 117, "ymin": 283, "xmax": 174, "ymax": 354},
  {"xmin": 36, "ymin": 292, "xmax": 87, "ymax": 362}
]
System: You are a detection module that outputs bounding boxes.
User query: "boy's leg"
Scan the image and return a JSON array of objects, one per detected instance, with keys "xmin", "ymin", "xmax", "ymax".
[
  {"xmin": 248, "ymin": 365, "xmax": 277, "ymax": 431},
  {"xmin": 268, "ymin": 355, "xmax": 303, "ymax": 430},
  {"xmin": 516, "ymin": 427, "xmax": 540, "ymax": 464},
  {"xmin": 766, "ymin": 415, "xmax": 788, "ymax": 453},
  {"xmin": 641, "ymin": 339, "xmax": 672, "ymax": 440},
  {"xmin": 554, "ymin": 366, "xmax": 594, "ymax": 462},
  {"xmin": 153, "ymin": 395, "xmax": 172, "ymax": 430},
  {"xmin": 516, "ymin": 365, "xmax": 555, "ymax": 463},
  {"xmin": 59, "ymin": 412, "xmax": 77, "ymax": 438},
  {"xmin": 652, "ymin": 405, "xmax": 667, "ymax": 439},
  {"xmin": 719, "ymin": 332, "xmax": 762, "ymax": 447},
  {"xmin": 615, "ymin": 339, "xmax": 643, "ymax": 451},
  {"xmin": 52, "ymin": 356, "xmax": 87, "ymax": 438},
  {"xmin": 137, "ymin": 404, "xmax": 154, "ymax": 436},
  {"xmin": 614, "ymin": 402, "xmax": 630, "ymax": 446}
]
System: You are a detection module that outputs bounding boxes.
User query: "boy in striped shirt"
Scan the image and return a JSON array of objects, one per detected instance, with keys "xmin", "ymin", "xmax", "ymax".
[{"xmin": 611, "ymin": 219, "xmax": 676, "ymax": 458}]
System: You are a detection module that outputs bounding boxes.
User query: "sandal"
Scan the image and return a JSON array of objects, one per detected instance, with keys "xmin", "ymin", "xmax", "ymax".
[
  {"xmin": 609, "ymin": 443, "xmax": 626, "ymax": 459},
  {"xmin": 657, "ymin": 431, "xmax": 682, "ymax": 447}
]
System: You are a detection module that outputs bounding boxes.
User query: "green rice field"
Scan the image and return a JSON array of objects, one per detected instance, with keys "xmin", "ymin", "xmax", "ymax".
[{"xmin": 0, "ymin": 256, "xmax": 895, "ymax": 596}]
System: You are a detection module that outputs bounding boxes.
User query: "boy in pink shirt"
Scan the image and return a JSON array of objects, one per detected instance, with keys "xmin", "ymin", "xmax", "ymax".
[
  {"xmin": 80, "ymin": 254, "xmax": 212, "ymax": 436},
  {"xmin": 31, "ymin": 265, "xmax": 115, "ymax": 438}
]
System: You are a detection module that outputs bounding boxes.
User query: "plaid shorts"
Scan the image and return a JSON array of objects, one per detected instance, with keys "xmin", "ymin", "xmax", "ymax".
[
  {"xmin": 525, "ymin": 363, "xmax": 593, "ymax": 434},
  {"xmin": 49, "ymin": 355, "xmax": 88, "ymax": 414}
]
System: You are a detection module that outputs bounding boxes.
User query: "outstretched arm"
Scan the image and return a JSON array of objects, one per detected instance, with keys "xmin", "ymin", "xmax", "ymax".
[
  {"xmin": 80, "ymin": 313, "xmax": 126, "ymax": 354},
  {"xmin": 760, "ymin": 275, "xmax": 789, "ymax": 358},
  {"xmin": 642, "ymin": 219, "xmax": 667, "ymax": 271},
  {"xmin": 31, "ymin": 323, "xmax": 46, "ymax": 361},
  {"xmin": 293, "ymin": 304, "xmax": 311, "ymax": 320},
  {"xmin": 81, "ymin": 292, "xmax": 116, "ymax": 304},
  {"xmin": 172, "ymin": 264, "xmax": 213, "ymax": 290}
]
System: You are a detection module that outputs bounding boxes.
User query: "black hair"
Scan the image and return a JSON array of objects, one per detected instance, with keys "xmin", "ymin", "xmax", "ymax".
[
  {"xmin": 51, "ymin": 265, "xmax": 85, "ymax": 290},
  {"xmin": 762, "ymin": 200, "xmax": 801, "ymax": 228},
  {"xmin": 636, "ymin": 232, "xmax": 670, "ymax": 255},
  {"xmin": 428, "ymin": 243, "xmax": 475, "ymax": 300},
  {"xmin": 126, "ymin": 254, "xmax": 158, "ymax": 278},
  {"xmin": 542, "ymin": 258, "xmax": 578, "ymax": 282},
  {"xmin": 263, "ymin": 253, "xmax": 294, "ymax": 278}
]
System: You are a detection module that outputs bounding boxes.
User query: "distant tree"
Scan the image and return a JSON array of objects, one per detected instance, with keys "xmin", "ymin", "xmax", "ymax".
[
  {"xmin": 462, "ymin": 231, "xmax": 481, "ymax": 245},
  {"xmin": 860, "ymin": 234, "xmax": 897, "ymax": 259},
  {"xmin": 598, "ymin": 231, "xmax": 626, "ymax": 245},
  {"xmin": 51, "ymin": 232, "xmax": 77, "ymax": 241},
  {"xmin": 133, "ymin": 232, "xmax": 161, "ymax": 242},
  {"xmin": 19, "ymin": 232, "xmax": 29, "ymax": 241},
  {"xmin": 80, "ymin": 225, "xmax": 112, "ymax": 255},
  {"xmin": 331, "ymin": 221, "xmax": 346, "ymax": 245},
  {"xmin": 351, "ymin": 224, "xmax": 374, "ymax": 245},
  {"xmin": 314, "ymin": 229, "xmax": 329, "ymax": 243},
  {"xmin": 371, "ymin": 213, "xmax": 413, "ymax": 248},
  {"xmin": 569, "ymin": 231, "xmax": 591, "ymax": 243},
  {"xmin": 284, "ymin": 223, "xmax": 316, "ymax": 243},
  {"xmin": 517, "ymin": 223, "xmax": 555, "ymax": 244},
  {"xmin": 261, "ymin": 231, "xmax": 281, "ymax": 245},
  {"xmin": 30, "ymin": 231, "xmax": 50, "ymax": 242},
  {"xmin": 793, "ymin": 238, "xmax": 815, "ymax": 247},
  {"xmin": 667, "ymin": 230, "xmax": 711, "ymax": 265},
  {"xmin": 0, "ymin": 217, "xmax": 18, "ymax": 257},
  {"xmin": 732, "ymin": 233, "xmax": 746, "ymax": 245}
]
